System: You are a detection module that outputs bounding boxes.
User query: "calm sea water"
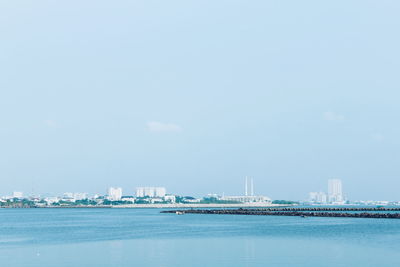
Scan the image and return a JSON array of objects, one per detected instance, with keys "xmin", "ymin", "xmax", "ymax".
[{"xmin": 1, "ymin": 208, "xmax": 400, "ymax": 267}]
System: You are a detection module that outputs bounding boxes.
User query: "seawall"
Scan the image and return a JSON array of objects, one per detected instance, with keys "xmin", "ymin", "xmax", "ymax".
[{"xmin": 161, "ymin": 209, "xmax": 400, "ymax": 219}]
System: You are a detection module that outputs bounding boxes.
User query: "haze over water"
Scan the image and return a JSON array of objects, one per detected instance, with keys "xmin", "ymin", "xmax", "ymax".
[{"xmin": 1, "ymin": 208, "xmax": 400, "ymax": 267}]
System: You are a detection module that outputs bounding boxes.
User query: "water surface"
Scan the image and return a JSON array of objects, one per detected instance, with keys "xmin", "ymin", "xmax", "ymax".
[{"xmin": 1, "ymin": 208, "xmax": 399, "ymax": 266}]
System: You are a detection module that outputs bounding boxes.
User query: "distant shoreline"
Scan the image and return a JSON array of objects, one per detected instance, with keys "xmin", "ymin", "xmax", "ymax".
[
  {"xmin": 112, "ymin": 203, "xmax": 289, "ymax": 208},
  {"xmin": 0, "ymin": 203, "xmax": 290, "ymax": 209}
]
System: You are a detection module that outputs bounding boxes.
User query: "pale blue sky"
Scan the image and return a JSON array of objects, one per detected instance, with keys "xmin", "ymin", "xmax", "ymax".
[{"xmin": 1, "ymin": 1, "xmax": 399, "ymax": 200}]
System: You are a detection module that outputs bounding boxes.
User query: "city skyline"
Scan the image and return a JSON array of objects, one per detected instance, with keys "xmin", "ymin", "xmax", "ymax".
[
  {"xmin": 4, "ymin": 178, "xmax": 400, "ymax": 205},
  {"xmin": 2, "ymin": 177, "xmax": 338, "ymax": 200},
  {"xmin": 5, "ymin": 177, "xmax": 399, "ymax": 203},
  {"xmin": 3, "ymin": 176, "xmax": 396, "ymax": 202},
  {"xmin": 7, "ymin": 175, "xmax": 400, "ymax": 202}
]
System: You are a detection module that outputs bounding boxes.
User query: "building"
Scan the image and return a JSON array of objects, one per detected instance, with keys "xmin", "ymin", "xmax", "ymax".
[
  {"xmin": 45, "ymin": 197, "xmax": 60, "ymax": 204},
  {"xmin": 73, "ymin": 193, "xmax": 88, "ymax": 200},
  {"xmin": 108, "ymin": 187, "xmax": 122, "ymax": 201},
  {"xmin": 309, "ymin": 192, "xmax": 327, "ymax": 204},
  {"xmin": 121, "ymin": 196, "xmax": 135, "ymax": 202},
  {"xmin": 150, "ymin": 198, "xmax": 164, "ymax": 203},
  {"xmin": 220, "ymin": 177, "xmax": 271, "ymax": 203},
  {"xmin": 221, "ymin": 195, "xmax": 272, "ymax": 203},
  {"xmin": 62, "ymin": 192, "xmax": 87, "ymax": 201},
  {"xmin": 12, "ymin": 192, "xmax": 23, "ymax": 199},
  {"xmin": 180, "ymin": 196, "xmax": 201, "ymax": 203},
  {"xmin": 61, "ymin": 194, "xmax": 75, "ymax": 202},
  {"xmin": 63, "ymin": 192, "xmax": 74, "ymax": 198},
  {"xmin": 307, "ymin": 179, "xmax": 345, "ymax": 204},
  {"xmin": 164, "ymin": 195, "xmax": 176, "ymax": 203},
  {"xmin": 136, "ymin": 187, "xmax": 166, "ymax": 198},
  {"xmin": 328, "ymin": 179, "xmax": 343, "ymax": 203}
]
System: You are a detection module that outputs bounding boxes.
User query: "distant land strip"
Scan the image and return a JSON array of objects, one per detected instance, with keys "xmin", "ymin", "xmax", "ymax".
[
  {"xmin": 161, "ymin": 209, "xmax": 400, "ymax": 219},
  {"xmin": 0, "ymin": 203, "xmax": 286, "ymax": 209},
  {"xmin": 111, "ymin": 203, "xmax": 284, "ymax": 208}
]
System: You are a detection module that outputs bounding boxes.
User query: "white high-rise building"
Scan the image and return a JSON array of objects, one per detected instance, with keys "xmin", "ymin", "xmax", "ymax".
[
  {"xmin": 108, "ymin": 187, "xmax": 122, "ymax": 201},
  {"xmin": 136, "ymin": 187, "xmax": 166, "ymax": 198},
  {"xmin": 328, "ymin": 179, "xmax": 343, "ymax": 203},
  {"xmin": 155, "ymin": 187, "xmax": 166, "ymax": 197}
]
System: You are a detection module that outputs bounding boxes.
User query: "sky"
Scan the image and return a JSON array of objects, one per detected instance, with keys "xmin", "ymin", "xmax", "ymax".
[{"xmin": 0, "ymin": 0, "xmax": 399, "ymax": 200}]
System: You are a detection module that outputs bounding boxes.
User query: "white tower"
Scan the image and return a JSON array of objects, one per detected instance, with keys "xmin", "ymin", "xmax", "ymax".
[
  {"xmin": 250, "ymin": 178, "xmax": 254, "ymax": 196},
  {"xmin": 244, "ymin": 177, "xmax": 255, "ymax": 196},
  {"xmin": 245, "ymin": 176, "xmax": 248, "ymax": 196},
  {"xmin": 328, "ymin": 179, "xmax": 343, "ymax": 203},
  {"xmin": 108, "ymin": 187, "xmax": 122, "ymax": 201}
]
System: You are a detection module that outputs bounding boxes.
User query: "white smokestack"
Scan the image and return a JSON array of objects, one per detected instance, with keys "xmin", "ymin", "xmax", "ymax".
[
  {"xmin": 251, "ymin": 178, "xmax": 254, "ymax": 196},
  {"xmin": 245, "ymin": 176, "xmax": 248, "ymax": 196}
]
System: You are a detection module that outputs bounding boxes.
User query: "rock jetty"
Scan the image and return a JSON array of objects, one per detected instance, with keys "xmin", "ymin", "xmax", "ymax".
[{"xmin": 161, "ymin": 208, "xmax": 400, "ymax": 219}]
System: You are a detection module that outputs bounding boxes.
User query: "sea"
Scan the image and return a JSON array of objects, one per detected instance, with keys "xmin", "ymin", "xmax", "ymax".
[{"xmin": 1, "ymin": 208, "xmax": 400, "ymax": 267}]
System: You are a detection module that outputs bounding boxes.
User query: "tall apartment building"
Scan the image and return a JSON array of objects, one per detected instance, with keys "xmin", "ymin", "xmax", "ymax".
[
  {"xmin": 328, "ymin": 179, "xmax": 343, "ymax": 203},
  {"xmin": 136, "ymin": 187, "xmax": 166, "ymax": 198},
  {"xmin": 108, "ymin": 187, "xmax": 122, "ymax": 201}
]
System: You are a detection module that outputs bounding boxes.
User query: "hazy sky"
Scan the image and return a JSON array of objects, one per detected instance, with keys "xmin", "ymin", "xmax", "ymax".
[{"xmin": 1, "ymin": 1, "xmax": 399, "ymax": 200}]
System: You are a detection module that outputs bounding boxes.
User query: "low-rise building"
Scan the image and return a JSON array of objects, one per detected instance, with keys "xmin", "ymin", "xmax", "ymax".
[
  {"xmin": 150, "ymin": 198, "xmax": 164, "ymax": 203},
  {"xmin": 74, "ymin": 193, "xmax": 88, "ymax": 200},
  {"xmin": 121, "ymin": 196, "xmax": 135, "ymax": 202},
  {"xmin": 164, "ymin": 195, "xmax": 176, "ymax": 203},
  {"xmin": 13, "ymin": 192, "xmax": 23, "ymax": 199},
  {"xmin": 45, "ymin": 197, "xmax": 60, "ymax": 204},
  {"xmin": 181, "ymin": 196, "xmax": 201, "ymax": 203},
  {"xmin": 221, "ymin": 195, "xmax": 271, "ymax": 203}
]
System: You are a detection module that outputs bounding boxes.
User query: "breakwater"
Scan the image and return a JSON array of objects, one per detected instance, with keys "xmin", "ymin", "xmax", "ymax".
[
  {"xmin": 161, "ymin": 209, "xmax": 400, "ymax": 219},
  {"xmin": 251, "ymin": 207, "xmax": 400, "ymax": 211}
]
